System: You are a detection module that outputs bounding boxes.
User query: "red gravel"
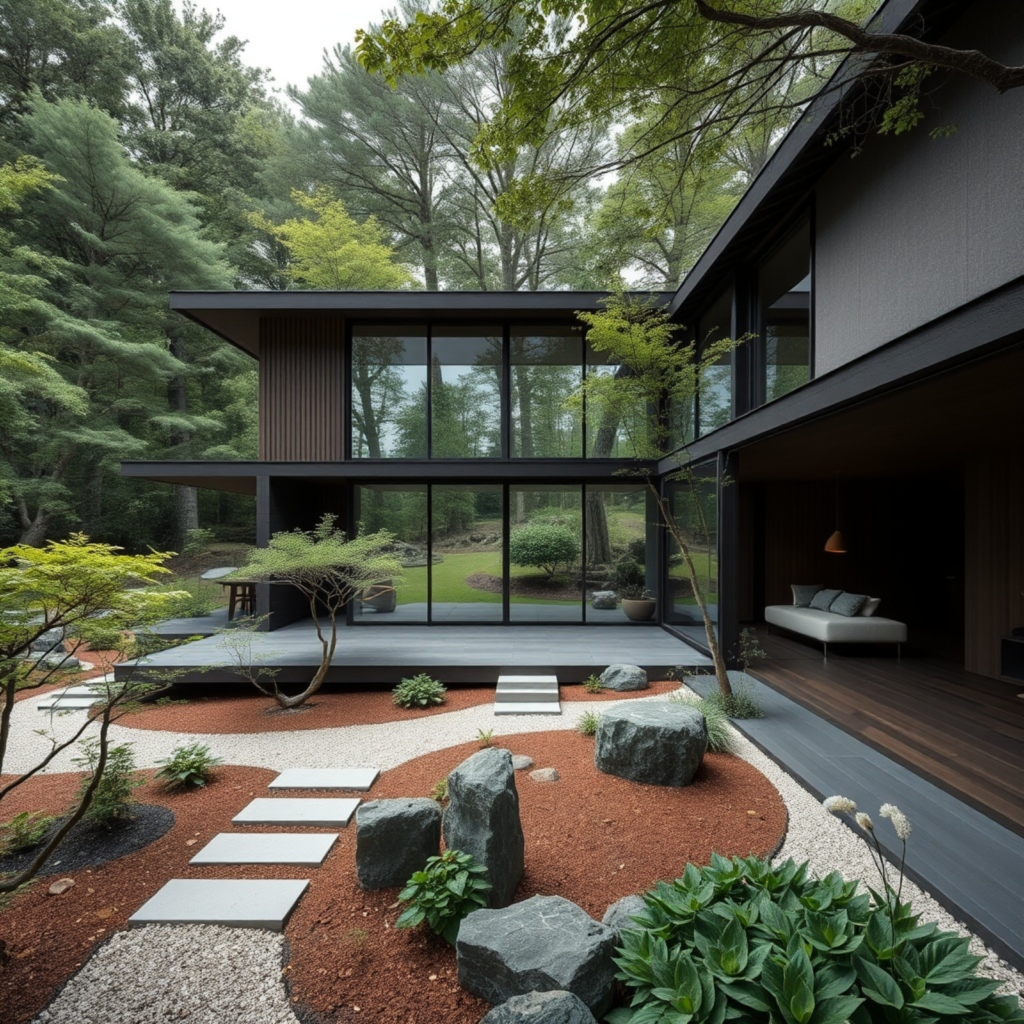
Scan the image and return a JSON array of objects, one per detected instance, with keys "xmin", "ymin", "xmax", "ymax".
[
  {"xmin": 0, "ymin": 730, "xmax": 785, "ymax": 1024},
  {"xmin": 112, "ymin": 681, "xmax": 685, "ymax": 734}
]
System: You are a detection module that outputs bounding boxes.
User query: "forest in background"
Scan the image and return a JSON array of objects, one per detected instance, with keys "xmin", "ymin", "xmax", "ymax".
[{"xmin": 0, "ymin": 0, "xmax": 800, "ymax": 554}]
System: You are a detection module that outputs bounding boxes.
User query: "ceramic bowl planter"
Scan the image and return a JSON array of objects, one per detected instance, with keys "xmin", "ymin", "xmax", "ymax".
[{"xmin": 621, "ymin": 598, "xmax": 656, "ymax": 622}]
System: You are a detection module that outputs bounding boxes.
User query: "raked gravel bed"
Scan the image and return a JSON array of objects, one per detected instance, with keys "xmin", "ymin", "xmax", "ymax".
[{"xmin": 8, "ymin": 680, "xmax": 1021, "ymax": 1023}]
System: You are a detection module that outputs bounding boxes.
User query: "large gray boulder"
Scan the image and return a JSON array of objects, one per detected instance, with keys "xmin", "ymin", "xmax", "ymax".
[
  {"xmin": 457, "ymin": 896, "xmax": 617, "ymax": 1016},
  {"xmin": 599, "ymin": 664, "xmax": 648, "ymax": 691},
  {"xmin": 601, "ymin": 894, "xmax": 647, "ymax": 942},
  {"xmin": 30, "ymin": 627, "xmax": 66, "ymax": 654},
  {"xmin": 590, "ymin": 591, "xmax": 617, "ymax": 611},
  {"xmin": 355, "ymin": 798, "xmax": 441, "ymax": 890},
  {"xmin": 479, "ymin": 990, "xmax": 597, "ymax": 1024},
  {"xmin": 595, "ymin": 701, "xmax": 707, "ymax": 786},
  {"xmin": 443, "ymin": 747, "xmax": 524, "ymax": 907}
]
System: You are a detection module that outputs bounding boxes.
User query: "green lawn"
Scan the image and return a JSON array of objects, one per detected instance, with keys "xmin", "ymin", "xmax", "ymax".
[{"xmin": 395, "ymin": 551, "xmax": 579, "ymax": 606}]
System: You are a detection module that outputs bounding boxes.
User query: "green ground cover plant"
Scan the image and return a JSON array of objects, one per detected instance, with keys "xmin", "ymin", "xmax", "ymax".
[
  {"xmin": 610, "ymin": 803, "xmax": 1023, "ymax": 1024},
  {"xmin": 0, "ymin": 812, "xmax": 55, "ymax": 855},
  {"xmin": 154, "ymin": 743, "xmax": 225, "ymax": 789},
  {"xmin": 392, "ymin": 674, "xmax": 447, "ymax": 708},
  {"xmin": 396, "ymin": 849, "xmax": 492, "ymax": 944}
]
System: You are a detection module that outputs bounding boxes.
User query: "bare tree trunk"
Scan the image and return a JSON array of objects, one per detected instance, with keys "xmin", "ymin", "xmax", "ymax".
[
  {"xmin": 585, "ymin": 491, "xmax": 612, "ymax": 566},
  {"xmin": 172, "ymin": 486, "xmax": 199, "ymax": 552}
]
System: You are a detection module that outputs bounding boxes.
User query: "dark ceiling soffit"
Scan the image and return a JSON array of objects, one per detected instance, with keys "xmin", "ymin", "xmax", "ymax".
[
  {"xmin": 661, "ymin": 274, "xmax": 1024, "ymax": 472},
  {"xmin": 666, "ymin": 0, "xmax": 960, "ymax": 321},
  {"xmin": 121, "ymin": 459, "xmax": 659, "ymax": 485}
]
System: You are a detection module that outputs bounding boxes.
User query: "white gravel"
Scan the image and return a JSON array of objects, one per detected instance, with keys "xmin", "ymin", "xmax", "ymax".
[{"xmin": 9, "ymin": 682, "xmax": 1021, "ymax": 1022}]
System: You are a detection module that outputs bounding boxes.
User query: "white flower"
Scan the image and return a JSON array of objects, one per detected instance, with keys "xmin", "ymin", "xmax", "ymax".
[
  {"xmin": 880, "ymin": 803, "xmax": 912, "ymax": 841},
  {"xmin": 855, "ymin": 812, "xmax": 874, "ymax": 831},
  {"xmin": 823, "ymin": 796, "xmax": 857, "ymax": 815}
]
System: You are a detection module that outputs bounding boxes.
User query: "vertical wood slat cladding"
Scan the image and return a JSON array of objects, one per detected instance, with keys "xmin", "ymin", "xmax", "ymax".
[
  {"xmin": 965, "ymin": 453, "xmax": 1024, "ymax": 680},
  {"xmin": 258, "ymin": 317, "xmax": 344, "ymax": 461}
]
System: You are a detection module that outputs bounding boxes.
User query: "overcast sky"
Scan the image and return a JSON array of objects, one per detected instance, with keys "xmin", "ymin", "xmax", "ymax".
[{"xmin": 186, "ymin": 0, "xmax": 390, "ymax": 103}]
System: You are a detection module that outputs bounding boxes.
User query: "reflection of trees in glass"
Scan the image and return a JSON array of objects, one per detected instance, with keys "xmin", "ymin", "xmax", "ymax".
[
  {"xmin": 351, "ymin": 331, "xmax": 426, "ymax": 458},
  {"xmin": 510, "ymin": 332, "xmax": 582, "ymax": 458}
]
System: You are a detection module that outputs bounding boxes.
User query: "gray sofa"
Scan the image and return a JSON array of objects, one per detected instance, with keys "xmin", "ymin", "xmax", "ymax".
[{"xmin": 765, "ymin": 601, "xmax": 907, "ymax": 659}]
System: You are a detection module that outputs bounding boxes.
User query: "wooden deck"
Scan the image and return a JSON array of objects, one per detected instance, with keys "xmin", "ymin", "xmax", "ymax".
[{"xmin": 751, "ymin": 631, "xmax": 1024, "ymax": 836}]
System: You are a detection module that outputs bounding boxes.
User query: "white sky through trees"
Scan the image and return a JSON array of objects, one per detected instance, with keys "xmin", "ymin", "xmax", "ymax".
[{"xmin": 176, "ymin": 0, "xmax": 387, "ymax": 104}]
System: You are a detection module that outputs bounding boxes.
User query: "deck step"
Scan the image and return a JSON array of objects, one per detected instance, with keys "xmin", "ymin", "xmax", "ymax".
[
  {"xmin": 268, "ymin": 768, "xmax": 378, "ymax": 791},
  {"xmin": 38, "ymin": 695, "xmax": 101, "ymax": 710},
  {"xmin": 190, "ymin": 832, "xmax": 338, "ymax": 866},
  {"xmin": 233, "ymin": 797, "xmax": 359, "ymax": 827},
  {"xmin": 129, "ymin": 879, "xmax": 308, "ymax": 931},
  {"xmin": 495, "ymin": 674, "xmax": 561, "ymax": 715}
]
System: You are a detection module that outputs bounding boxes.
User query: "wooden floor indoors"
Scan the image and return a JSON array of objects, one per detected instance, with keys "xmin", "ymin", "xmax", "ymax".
[{"xmin": 750, "ymin": 629, "xmax": 1024, "ymax": 836}]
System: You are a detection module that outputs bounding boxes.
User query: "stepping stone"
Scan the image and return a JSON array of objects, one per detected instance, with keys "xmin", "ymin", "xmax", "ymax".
[
  {"xmin": 233, "ymin": 798, "xmax": 360, "ymax": 827},
  {"xmin": 129, "ymin": 879, "xmax": 308, "ymax": 931},
  {"xmin": 38, "ymin": 696, "xmax": 101, "ymax": 710},
  {"xmin": 268, "ymin": 768, "xmax": 379, "ymax": 791},
  {"xmin": 190, "ymin": 832, "xmax": 338, "ymax": 866},
  {"xmin": 494, "ymin": 702, "xmax": 563, "ymax": 715}
]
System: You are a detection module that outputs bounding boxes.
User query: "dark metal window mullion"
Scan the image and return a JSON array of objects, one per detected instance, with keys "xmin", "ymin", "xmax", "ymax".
[
  {"xmin": 581, "ymin": 483, "xmax": 588, "ymax": 622},
  {"xmin": 426, "ymin": 483, "xmax": 433, "ymax": 624},
  {"xmin": 426, "ymin": 325, "xmax": 433, "ymax": 460},
  {"xmin": 501, "ymin": 324, "xmax": 510, "ymax": 459},
  {"xmin": 502, "ymin": 483, "xmax": 510, "ymax": 624}
]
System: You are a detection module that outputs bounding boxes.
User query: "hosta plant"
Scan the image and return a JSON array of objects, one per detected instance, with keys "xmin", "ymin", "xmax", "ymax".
[
  {"xmin": 392, "ymin": 673, "xmax": 447, "ymax": 709},
  {"xmin": 395, "ymin": 848, "xmax": 492, "ymax": 944},
  {"xmin": 608, "ymin": 852, "xmax": 1023, "ymax": 1024},
  {"xmin": 154, "ymin": 742, "xmax": 225, "ymax": 789}
]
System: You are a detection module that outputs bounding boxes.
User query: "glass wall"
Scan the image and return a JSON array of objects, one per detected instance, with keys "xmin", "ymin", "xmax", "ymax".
[
  {"xmin": 586, "ymin": 341, "xmax": 648, "ymax": 458},
  {"xmin": 756, "ymin": 218, "xmax": 811, "ymax": 406},
  {"xmin": 351, "ymin": 485, "xmax": 428, "ymax": 622},
  {"xmin": 697, "ymin": 288, "xmax": 733, "ymax": 436},
  {"xmin": 430, "ymin": 329, "xmax": 502, "ymax": 458},
  {"xmin": 509, "ymin": 486, "xmax": 583, "ymax": 622},
  {"xmin": 664, "ymin": 467, "xmax": 718, "ymax": 647},
  {"xmin": 350, "ymin": 327, "xmax": 427, "ymax": 458},
  {"xmin": 510, "ymin": 328, "xmax": 583, "ymax": 458},
  {"xmin": 430, "ymin": 485, "xmax": 504, "ymax": 621}
]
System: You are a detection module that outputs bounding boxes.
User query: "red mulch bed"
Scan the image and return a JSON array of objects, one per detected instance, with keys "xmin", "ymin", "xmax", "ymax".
[
  {"xmin": 112, "ymin": 681, "xmax": 684, "ymax": 734},
  {"xmin": 0, "ymin": 732, "xmax": 785, "ymax": 1024}
]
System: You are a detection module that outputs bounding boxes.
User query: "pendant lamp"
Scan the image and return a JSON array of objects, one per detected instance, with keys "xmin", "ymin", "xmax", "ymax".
[{"xmin": 824, "ymin": 481, "xmax": 847, "ymax": 553}]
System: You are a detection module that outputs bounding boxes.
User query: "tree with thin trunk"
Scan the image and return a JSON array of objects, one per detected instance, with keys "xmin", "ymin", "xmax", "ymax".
[
  {"xmin": 230, "ymin": 516, "xmax": 403, "ymax": 709},
  {"xmin": 573, "ymin": 294, "xmax": 741, "ymax": 699},
  {"xmin": 0, "ymin": 535, "xmax": 183, "ymax": 896}
]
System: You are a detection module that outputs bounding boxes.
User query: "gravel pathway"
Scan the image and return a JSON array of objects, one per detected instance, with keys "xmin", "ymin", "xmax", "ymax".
[{"xmin": 8, "ymin": 682, "xmax": 1020, "ymax": 1022}]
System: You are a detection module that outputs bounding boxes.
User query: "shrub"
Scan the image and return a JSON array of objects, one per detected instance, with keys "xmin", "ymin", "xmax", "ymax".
[
  {"xmin": 509, "ymin": 524, "xmax": 580, "ymax": 578},
  {"xmin": 396, "ymin": 849, "xmax": 492, "ymax": 944},
  {"xmin": 154, "ymin": 742, "xmax": 225, "ymax": 789},
  {"xmin": 626, "ymin": 538, "xmax": 647, "ymax": 563},
  {"xmin": 577, "ymin": 710, "xmax": 601, "ymax": 736},
  {"xmin": 155, "ymin": 577, "xmax": 221, "ymax": 618},
  {"xmin": 611, "ymin": 558, "xmax": 647, "ymax": 599},
  {"xmin": 73, "ymin": 740, "xmax": 143, "ymax": 825},
  {"xmin": 582, "ymin": 673, "xmax": 604, "ymax": 694},
  {"xmin": 610, "ymin": 852, "xmax": 1022, "ymax": 1024},
  {"xmin": 669, "ymin": 691, "xmax": 735, "ymax": 753},
  {"xmin": 738, "ymin": 626, "xmax": 768, "ymax": 669},
  {"xmin": 0, "ymin": 811, "xmax": 55, "ymax": 854},
  {"xmin": 392, "ymin": 673, "xmax": 447, "ymax": 709},
  {"xmin": 78, "ymin": 623, "xmax": 125, "ymax": 652}
]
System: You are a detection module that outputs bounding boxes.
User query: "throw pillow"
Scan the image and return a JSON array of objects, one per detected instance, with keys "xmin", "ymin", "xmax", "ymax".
[
  {"xmin": 791, "ymin": 584, "xmax": 824, "ymax": 607},
  {"xmin": 859, "ymin": 596, "xmax": 882, "ymax": 617},
  {"xmin": 809, "ymin": 588, "xmax": 842, "ymax": 611},
  {"xmin": 831, "ymin": 591, "xmax": 868, "ymax": 617}
]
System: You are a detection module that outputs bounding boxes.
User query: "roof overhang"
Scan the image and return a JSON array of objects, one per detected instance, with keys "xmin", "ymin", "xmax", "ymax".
[{"xmin": 169, "ymin": 291, "xmax": 673, "ymax": 358}]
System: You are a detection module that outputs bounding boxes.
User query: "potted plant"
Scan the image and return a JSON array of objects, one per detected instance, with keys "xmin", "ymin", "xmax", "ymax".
[{"xmin": 613, "ymin": 559, "xmax": 656, "ymax": 622}]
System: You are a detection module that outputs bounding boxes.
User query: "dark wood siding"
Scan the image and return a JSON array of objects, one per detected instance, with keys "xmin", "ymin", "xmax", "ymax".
[
  {"xmin": 258, "ymin": 317, "xmax": 344, "ymax": 461},
  {"xmin": 965, "ymin": 452, "xmax": 1024, "ymax": 680}
]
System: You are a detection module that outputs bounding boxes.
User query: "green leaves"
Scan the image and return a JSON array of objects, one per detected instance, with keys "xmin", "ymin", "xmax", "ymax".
[
  {"xmin": 154, "ymin": 742, "xmax": 225, "ymax": 789},
  {"xmin": 611, "ymin": 855, "xmax": 1020, "ymax": 1024},
  {"xmin": 395, "ymin": 848, "xmax": 491, "ymax": 945}
]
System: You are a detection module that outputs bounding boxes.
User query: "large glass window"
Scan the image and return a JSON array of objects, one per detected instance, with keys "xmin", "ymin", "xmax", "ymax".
[
  {"xmin": 352, "ymin": 485, "xmax": 428, "ymax": 622},
  {"xmin": 510, "ymin": 328, "xmax": 583, "ymax": 458},
  {"xmin": 586, "ymin": 342, "xmax": 648, "ymax": 458},
  {"xmin": 430, "ymin": 485, "xmax": 504, "ymax": 621},
  {"xmin": 351, "ymin": 327, "xmax": 427, "ymax": 458},
  {"xmin": 665, "ymin": 468, "xmax": 718, "ymax": 647},
  {"xmin": 509, "ymin": 486, "xmax": 583, "ymax": 622},
  {"xmin": 697, "ymin": 288, "xmax": 733, "ymax": 436},
  {"xmin": 756, "ymin": 218, "xmax": 811, "ymax": 406},
  {"xmin": 430, "ymin": 329, "xmax": 502, "ymax": 458}
]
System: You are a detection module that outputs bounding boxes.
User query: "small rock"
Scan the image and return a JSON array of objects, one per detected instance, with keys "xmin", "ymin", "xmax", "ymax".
[
  {"xmin": 529, "ymin": 768, "xmax": 560, "ymax": 783},
  {"xmin": 511, "ymin": 755, "xmax": 534, "ymax": 771},
  {"xmin": 480, "ymin": 990, "xmax": 598, "ymax": 1024},
  {"xmin": 48, "ymin": 878, "xmax": 75, "ymax": 895},
  {"xmin": 601, "ymin": 895, "xmax": 647, "ymax": 940},
  {"xmin": 599, "ymin": 664, "xmax": 648, "ymax": 691},
  {"xmin": 590, "ymin": 591, "xmax": 617, "ymax": 611}
]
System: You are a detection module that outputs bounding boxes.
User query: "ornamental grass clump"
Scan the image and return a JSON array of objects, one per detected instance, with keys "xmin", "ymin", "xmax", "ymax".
[
  {"xmin": 668, "ymin": 690, "xmax": 735, "ymax": 753},
  {"xmin": 610, "ymin": 832, "xmax": 1022, "ymax": 1024},
  {"xmin": 392, "ymin": 673, "xmax": 447, "ymax": 709},
  {"xmin": 395, "ymin": 849, "xmax": 492, "ymax": 944},
  {"xmin": 577, "ymin": 710, "xmax": 601, "ymax": 736}
]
